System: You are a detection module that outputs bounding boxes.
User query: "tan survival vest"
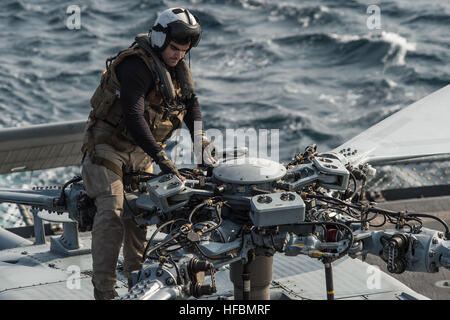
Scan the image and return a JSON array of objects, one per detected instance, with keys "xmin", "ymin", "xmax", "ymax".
[{"xmin": 82, "ymin": 34, "xmax": 195, "ymax": 160}]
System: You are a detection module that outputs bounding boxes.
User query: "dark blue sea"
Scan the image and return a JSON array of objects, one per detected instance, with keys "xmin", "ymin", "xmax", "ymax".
[{"xmin": 0, "ymin": 0, "xmax": 449, "ymax": 226}]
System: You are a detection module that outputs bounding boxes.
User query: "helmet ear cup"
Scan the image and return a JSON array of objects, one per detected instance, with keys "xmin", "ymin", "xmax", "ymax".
[
  {"xmin": 150, "ymin": 23, "xmax": 170, "ymax": 51},
  {"xmin": 150, "ymin": 29, "xmax": 166, "ymax": 50}
]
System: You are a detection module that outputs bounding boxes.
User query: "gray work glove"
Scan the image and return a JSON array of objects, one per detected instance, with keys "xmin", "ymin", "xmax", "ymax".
[{"xmin": 155, "ymin": 150, "xmax": 183, "ymax": 180}]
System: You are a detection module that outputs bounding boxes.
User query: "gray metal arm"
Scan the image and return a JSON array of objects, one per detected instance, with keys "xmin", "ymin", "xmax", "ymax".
[{"xmin": 349, "ymin": 228, "xmax": 450, "ymax": 273}]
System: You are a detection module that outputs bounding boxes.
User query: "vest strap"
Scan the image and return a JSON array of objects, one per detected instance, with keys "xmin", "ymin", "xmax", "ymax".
[{"xmin": 92, "ymin": 156, "xmax": 123, "ymax": 179}]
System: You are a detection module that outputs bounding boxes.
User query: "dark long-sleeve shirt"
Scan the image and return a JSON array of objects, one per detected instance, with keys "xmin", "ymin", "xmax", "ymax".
[{"xmin": 115, "ymin": 55, "xmax": 202, "ymax": 160}]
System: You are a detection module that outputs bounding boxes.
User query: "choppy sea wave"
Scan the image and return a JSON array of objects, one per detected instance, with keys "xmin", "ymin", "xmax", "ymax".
[{"xmin": 0, "ymin": 0, "xmax": 449, "ymax": 226}]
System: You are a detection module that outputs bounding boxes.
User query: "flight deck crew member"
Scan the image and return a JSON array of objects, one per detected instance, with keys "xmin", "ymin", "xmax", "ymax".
[{"xmin": 81, "ymin": 7, "xmax": 215, "ymax": 300}]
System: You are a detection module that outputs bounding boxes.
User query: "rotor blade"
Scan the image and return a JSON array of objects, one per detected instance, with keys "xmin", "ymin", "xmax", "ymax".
[
  {"xmin": 330, "ymin": 84, "xmax": 450, "ymax": 166},
  {"xmin": 0, "ymin": 120, "xmax": 86, "ymax": 175}
]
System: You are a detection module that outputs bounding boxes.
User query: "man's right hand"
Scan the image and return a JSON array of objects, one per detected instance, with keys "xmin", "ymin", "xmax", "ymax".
[{"xmin": 155, "ymin": 150, "xmax": 183, "ymax": 180}]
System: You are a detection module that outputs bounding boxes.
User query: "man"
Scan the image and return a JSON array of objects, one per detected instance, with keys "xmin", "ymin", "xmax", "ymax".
[{"xmin": 81, "ymin": 7, "xmax": 214, "ymax": 300}]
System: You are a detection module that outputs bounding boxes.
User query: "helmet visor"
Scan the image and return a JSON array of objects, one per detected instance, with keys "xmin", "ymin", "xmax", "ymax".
[{"xmin": 168, "ymin": 20, "xmax": 202, "ymax": 48}]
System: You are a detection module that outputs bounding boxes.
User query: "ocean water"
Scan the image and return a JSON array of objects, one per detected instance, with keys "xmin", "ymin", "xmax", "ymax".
[{"xmin": 0, "ymin": 0, "xmax": 449, "ymax": 226}]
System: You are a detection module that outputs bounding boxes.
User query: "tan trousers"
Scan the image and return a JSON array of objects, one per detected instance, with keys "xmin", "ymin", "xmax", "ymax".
[{"xmin": 81, "ymin": 142, "xmax": 153, "ymax": 291}]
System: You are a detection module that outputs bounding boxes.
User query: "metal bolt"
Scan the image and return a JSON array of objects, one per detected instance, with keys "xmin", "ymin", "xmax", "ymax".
[
  {"xmin": 166, "ymin": 278, "xmax": 174, "ymax": 285},
  {"xmin": 438, "ymin": 233, "xmax": 444, "ymax": 239},
  {"xmin": 156, "ymin": 269, "xmax": 163, "ymax": 277},
  {"xmin": 432, "ymin": 238, "xmax": 439, "ymax": 245}
]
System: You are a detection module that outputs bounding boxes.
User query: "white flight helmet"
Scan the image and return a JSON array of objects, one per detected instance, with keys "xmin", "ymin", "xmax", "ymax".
[{"xmin": 150, "ymin": 7, "xmax": 202, "ymax": 52}]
